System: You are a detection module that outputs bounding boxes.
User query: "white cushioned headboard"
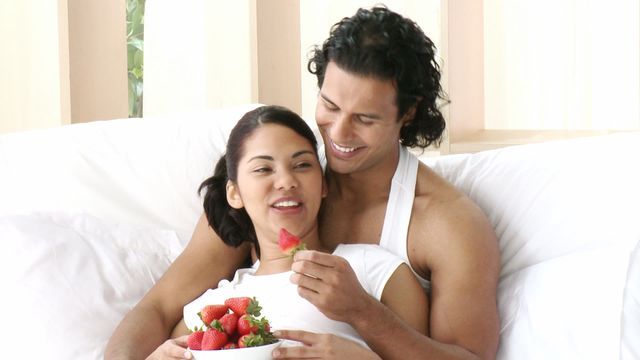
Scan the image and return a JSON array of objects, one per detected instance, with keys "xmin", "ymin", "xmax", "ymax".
[
  {"xmin": 0, "ymin": 104, "xmax": 261, "ymax": 244},
  {"xmin": 423, "ymin": 132, "xmax": 640, "ymax": 359}
]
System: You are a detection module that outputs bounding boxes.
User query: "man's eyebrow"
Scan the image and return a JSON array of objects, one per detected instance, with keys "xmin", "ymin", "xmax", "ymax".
[
  {"xmin": 319, "ymin": 93, "xmax": 381, "ymax": 120},
  {"xmin": 319, "ymin": 93, "xmax": 337, "ymax": 107}
]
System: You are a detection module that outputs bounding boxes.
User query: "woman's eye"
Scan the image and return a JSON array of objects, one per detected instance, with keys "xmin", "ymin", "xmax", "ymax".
[
  {"xmin": 294, "ymin": 162, "xmax": 312, "ymax": 169},
  {"xmin": 253, "ymin": 167, "xmax": 272, "ymax": 173}
]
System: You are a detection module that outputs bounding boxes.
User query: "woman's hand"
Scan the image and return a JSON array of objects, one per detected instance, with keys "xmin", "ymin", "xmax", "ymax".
[
  {"xmin": 272, "ymin": 330, "xmax": 381, "ymax": 360},
  {"xmin": 290, "ymin": 250, "xmax": 373, "ymax": 324},
  {"xmin": 145, "ymin": 335, "xmax": 192, "ymax": 360}
]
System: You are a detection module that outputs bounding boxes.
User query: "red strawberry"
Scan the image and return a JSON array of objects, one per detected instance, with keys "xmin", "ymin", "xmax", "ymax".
[
  {"xmin": 201, "ymin": 324, "xmax": 228, "ymax": 350},
  {"xmin": 237, "ymin": 314, "xmax": 271, "ymax": 336},
  {"xmin": 198, "ymin": 304, "xmax": 228, "ymax": 326},
  {"xmin": 219, "ymin": 312, "xmax": 238, "ymax": 335},
  {"xmin": 278, "ymin": 228, "xmax": 306, "ymax": 256},
  {"xmin": 238, "ymin": 333, "xmax": 265, "ymax": 348},
  {"xmin": 222, "ymin": 342, "xmax": 237, "ymax": 349},
  {"xmin": 237, "ymin": 314, "xmax": 258, "ymax": 336},
  {"xmin": 187, "ymin": 330, "xmax": 204, "ymax": 350},
  {"xmin": 224, "ymin": 296, "xmax": 261, "ymax": 316}
]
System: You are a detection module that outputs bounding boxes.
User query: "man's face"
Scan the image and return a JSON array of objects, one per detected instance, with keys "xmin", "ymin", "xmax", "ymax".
[{"xmin": 315, "ymin": 62, "xmax": 406, "ymax": 176}]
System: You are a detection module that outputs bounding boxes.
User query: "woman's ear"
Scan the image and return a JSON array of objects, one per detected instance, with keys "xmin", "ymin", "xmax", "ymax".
[{"xmin": 226, "ymin": 180, "xmax": 244, "ymax": 209}]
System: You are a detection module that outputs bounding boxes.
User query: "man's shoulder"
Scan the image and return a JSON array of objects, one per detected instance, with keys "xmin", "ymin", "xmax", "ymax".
[{"xmin": 411, "ymin": 163, "xmax": 496, "ymax": 252}]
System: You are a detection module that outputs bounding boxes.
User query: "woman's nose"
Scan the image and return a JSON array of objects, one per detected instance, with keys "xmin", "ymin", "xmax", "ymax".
[{"xmin": 275, "ymin": 170, "xmax": 298, "ymax": 190}]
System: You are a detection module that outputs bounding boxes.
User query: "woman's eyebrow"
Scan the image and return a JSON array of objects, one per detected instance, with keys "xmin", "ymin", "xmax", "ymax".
[
  {"xmin": 292, "ymin": 150, "xmax": 314, "ymax": 158},
  {"xmin": 247, "ymin": 155, "xmax": 273, "ymax": 163}
]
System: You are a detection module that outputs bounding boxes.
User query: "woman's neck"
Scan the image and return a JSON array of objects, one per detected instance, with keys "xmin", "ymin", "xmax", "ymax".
[{"xmin": 253, "ymin": 230, "xmax": 331, "ymax": 275}]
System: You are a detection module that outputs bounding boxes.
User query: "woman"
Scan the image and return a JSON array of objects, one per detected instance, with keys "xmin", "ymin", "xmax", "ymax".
[{"xmin": 148, "ymin": 105, "xmax": 428, "ymax": 359}]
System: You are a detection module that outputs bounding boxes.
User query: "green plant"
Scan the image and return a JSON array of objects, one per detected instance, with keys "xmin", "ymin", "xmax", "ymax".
[{"xmin": 127, "ymin": 0, "xmax": 144, "ymax": 118}]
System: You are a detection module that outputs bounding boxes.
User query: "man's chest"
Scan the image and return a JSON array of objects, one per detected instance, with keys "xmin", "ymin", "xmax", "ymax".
[{"xmin": 319, "ymin": 201, "xmax": 387, "ymax": 247}]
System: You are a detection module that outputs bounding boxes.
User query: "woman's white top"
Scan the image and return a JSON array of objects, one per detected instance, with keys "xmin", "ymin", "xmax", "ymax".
[{"xmin": 183, "ymin": 244, "xmax": 404, "ymax": 348}]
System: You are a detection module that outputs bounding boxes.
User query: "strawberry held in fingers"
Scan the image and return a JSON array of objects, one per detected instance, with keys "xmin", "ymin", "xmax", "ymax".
[{"xmin": 278, "ymin": 228, "xmax": 307, "ymax": 256}]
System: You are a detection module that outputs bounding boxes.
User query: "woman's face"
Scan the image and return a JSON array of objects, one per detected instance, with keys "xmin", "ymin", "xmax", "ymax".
[{"xmin": 227, "ymin": 123, "xmax": 324, "ymax": 244}]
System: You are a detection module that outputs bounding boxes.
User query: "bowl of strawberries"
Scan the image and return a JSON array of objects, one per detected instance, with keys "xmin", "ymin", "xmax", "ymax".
[{"xmin": 187, "ymin": 296, "xmax": 282, "ymax": 360}]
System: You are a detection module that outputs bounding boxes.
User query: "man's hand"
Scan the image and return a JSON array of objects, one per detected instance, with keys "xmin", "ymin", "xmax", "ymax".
[
  {"xmin": 272, "ymin": 330, "xmax": 381, "ymax": 360},
  {"xmin": 289, "ymin": 250, "xmax": 373, "ymax": 323}
]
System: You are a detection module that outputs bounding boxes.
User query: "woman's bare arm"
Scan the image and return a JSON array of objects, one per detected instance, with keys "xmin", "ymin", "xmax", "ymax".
[
  {"xmin": 380, "ymin": 263, "xmax": 430, "ymax": 335},
  {"xmin": 105, "ymin": 214, "xmax": 250, "ymax": 359}
]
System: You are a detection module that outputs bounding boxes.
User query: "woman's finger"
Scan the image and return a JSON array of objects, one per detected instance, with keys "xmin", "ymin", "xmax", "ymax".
[{"xmin": 274, "ymin": 329, "xmax": 320, "ymax": 345}]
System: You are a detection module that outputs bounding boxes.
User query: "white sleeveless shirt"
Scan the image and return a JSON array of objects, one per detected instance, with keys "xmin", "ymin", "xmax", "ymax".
[
  {"xmin": 319, "ymin": 143, "xmax": 431, "ymax": 290},
  {"xmin": 379, "ymin": 145, "xmax": 431, "ymax": 290}
]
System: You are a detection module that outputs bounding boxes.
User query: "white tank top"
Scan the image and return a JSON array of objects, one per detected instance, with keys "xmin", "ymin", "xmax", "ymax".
[
  {"xmin": 379, "ymin": 145, "xmax": 431, "ymax": 291},
  {"xmin": 318, "ymin": 143, "xmax": 431, "ymax": 290}
]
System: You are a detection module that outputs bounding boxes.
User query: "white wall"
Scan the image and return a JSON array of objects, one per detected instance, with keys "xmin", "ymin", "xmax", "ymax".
[
  {"xmin": 483, "ymin": 0, "xmax": 640, "ymax": 130},
  {"xmin": 143, "ymin": 0, "xmax": 258, "ymax": 117},
  {"xmin": 0, "ymin": 0, "xmax": 128, "ymax": 134},
  {"xmin": 0, "ymin": 0, "xmax": 69, "ymax": 133}
]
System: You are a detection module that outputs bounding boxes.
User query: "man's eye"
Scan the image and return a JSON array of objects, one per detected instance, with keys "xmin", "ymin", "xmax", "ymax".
[
  {"xmin": 324, "ymin": 101, "xmax": 338, "ymax": 111},
  {"xmin": 357, "ymin": 116, "xmax": 374, "ymax": 125}
]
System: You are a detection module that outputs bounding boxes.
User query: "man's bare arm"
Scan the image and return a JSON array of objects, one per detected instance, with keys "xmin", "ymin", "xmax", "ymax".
[
  {"xmin": 353, "ymin": 197, "xmax": 500, "ymax": 360},
  {"xmin": 105, "ymin": 214, "xmax": 250, "ymax": 359}
]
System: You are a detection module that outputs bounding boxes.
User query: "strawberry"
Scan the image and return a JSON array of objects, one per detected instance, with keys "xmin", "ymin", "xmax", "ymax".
[
  {"xmin": 238, "ymin": 333, "xmax": 264, "ymax": 348},
  {"xmin": 219, "ymin": 312, "xmax": 238, "ymax": 335},
  {"xmin": 201, "ymin": 322, "xmax": 228, "ymax": 350},
  {"xmin": 224, "ymin": 296, "xmax": 261, "ymax": 316},
  {"xmin": 238, "ymin": 331, "xmax": 277, "ymax": 348},
  {"xmin": 222, "ymin": 342, "xmax": 238, "ymax": 349},
  {"xmin": 198, "ymin": 304, "xmax": 228, "ymax": 326},
  {"xmin": 237, "ymin": 314, "xmax": 271, "ymax": 336},
  {"xmin": 187, "ymin": 329, "xmax": 204, "ymax": 350},
  {"xmin": 278, "ymin": 228, "xmax": 306, "ymax": 256}
]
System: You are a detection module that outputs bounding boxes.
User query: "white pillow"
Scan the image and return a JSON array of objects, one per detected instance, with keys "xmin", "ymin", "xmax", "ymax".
[
  {"xmin": 0, "ymin": 212, "xmax": 183, "ymax": 359},
  {"xmin": 0, "ymin": 104, "xmax": 261, "ymax": 244},
  {"xmin": 425, "ymin": 132, "xmax": 640, "ymax": 359},
  {"xmin": 621, "ymin": 240, "xmax": 640, "ymax": 360}
]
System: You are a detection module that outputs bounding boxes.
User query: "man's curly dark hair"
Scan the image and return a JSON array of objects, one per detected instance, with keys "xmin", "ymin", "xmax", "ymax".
[{"xmin": 308, "ymin": 5, "xmax": 447, "ymax": 149}]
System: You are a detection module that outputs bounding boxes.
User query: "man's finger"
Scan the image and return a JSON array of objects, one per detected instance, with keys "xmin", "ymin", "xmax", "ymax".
[
  {"xmin": 290, "ymin": 271, "xmax": 326, "ymax": 294},
  {"xmin": 291, "ymin": 258, "xmax": 332, "ymax": 279},
  {"xmin": 293, "ymin": 250, "xmax": 336, "ymax": 266}
]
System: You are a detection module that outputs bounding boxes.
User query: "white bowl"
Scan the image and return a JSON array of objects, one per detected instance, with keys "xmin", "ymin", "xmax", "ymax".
[{"xmin": 189, "ymin": 340, "xmax": 283, "ymax": 360}]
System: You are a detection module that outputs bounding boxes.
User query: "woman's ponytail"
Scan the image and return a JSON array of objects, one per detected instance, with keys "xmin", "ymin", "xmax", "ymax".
[{"xmin": 198, "ymin": 154, "xmax": 257, "ymax": 249}]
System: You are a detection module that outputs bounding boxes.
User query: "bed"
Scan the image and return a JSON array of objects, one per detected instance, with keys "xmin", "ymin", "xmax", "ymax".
[{"xmin": 1, "ymin": 104, "xmax": 638, "ymax": 359}]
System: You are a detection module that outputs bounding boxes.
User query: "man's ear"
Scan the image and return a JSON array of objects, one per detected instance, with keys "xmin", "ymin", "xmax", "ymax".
[
  {"xmin": 401, "ymin": 97, "xmax": 423, "ymax": 126},
  {"xmin": 226, "ymin": 180, "xmax": 244, "ymax": 209}
]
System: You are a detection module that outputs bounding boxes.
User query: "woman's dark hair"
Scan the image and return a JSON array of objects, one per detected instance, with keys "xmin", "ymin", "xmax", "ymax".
[
  {"xmin": 308, "ymin": 5, "xmax": 447, "ymax": 148},
  {"xmin": 198, "ymin": 105, "xmax": 318, "ymax": 258}
]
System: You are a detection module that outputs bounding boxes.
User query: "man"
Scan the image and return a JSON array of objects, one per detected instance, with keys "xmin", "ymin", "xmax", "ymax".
[
  {"xmin": 105, "ymin": 6, "xmax": 499, "ymax": 360},
  {"xmin": 271, "ymin": 6, "xmax": 499, "ymax": 360}
]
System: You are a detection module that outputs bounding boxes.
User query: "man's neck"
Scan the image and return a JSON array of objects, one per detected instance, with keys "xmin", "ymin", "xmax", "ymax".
[{"xmin": 325, "ymin": 147, "xmax": 401, "ymax": 203}]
